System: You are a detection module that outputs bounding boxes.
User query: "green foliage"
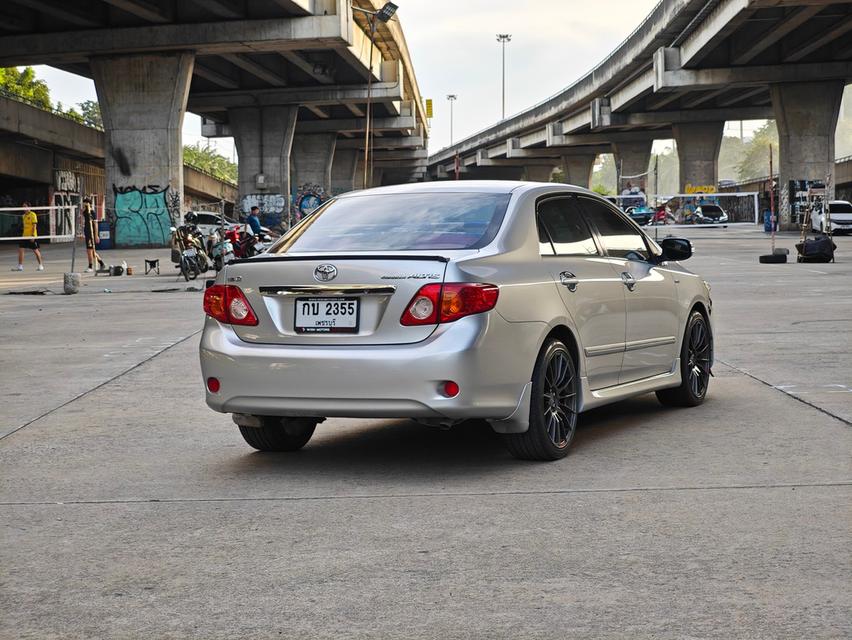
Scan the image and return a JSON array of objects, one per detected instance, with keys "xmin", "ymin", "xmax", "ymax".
[
  {"xmin": 591, "ymin": 154, "xmax": 616, "ymax": 194},
  {"xmin": 737, "ymin": 121, "xmax": 778, "ymax": 181},
  {"xmin": 78, "ymin": 100, "xmax": 103, "ymax": 128},
  {"xmin": 183, "ymin": 142, "xmax": 238, "ymax": 184},
  {"xmin": 0, "ymin": 66, "xmax": 51, "ymax": 109},
  {"xmin": 591, "ymin": 183, "xmax": 611, "ymax": 196}
]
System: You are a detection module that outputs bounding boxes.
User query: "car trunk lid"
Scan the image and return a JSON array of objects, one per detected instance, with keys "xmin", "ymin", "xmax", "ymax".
[{"xmin": 225, "ymin": 253, "xmax": 453, "ymax": 345}]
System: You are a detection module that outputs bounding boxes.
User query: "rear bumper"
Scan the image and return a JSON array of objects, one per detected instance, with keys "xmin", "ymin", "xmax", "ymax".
[{"xmin": 199, "ymin": 313, "xmax": 542, "ymax": 421}]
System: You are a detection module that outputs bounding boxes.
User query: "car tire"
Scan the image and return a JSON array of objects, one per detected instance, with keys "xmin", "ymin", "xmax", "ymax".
[
  {"xmin": 758, "ymin": 253, "xmax": 786, "ymax": 263},
  {"xmin": 238, "ymin": 417, "xmax": 318, "ymax": 452},
  {"xmin": 656, "ymin": 310, "xmax": 712, "ymax": 407},
  {"xmin": 504, "ymin": 339, "xmax": 579, "ymax": 461}
]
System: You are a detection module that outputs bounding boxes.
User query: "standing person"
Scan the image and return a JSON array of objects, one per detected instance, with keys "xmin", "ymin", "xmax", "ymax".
[
  {"xmin": 12, "ymin": 201, "xmax": 44, "ymax": 272},
  {"xmin": 82, "ymin": 198, "xmax": 105, "ymax": 272},
  {"xmin": 246, "ymin": 206, "xmax": 262, "ymax": 236}
]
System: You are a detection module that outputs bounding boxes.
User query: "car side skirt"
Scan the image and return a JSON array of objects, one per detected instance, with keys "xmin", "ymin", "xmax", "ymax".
[{"xmin": 578, "ymin": 359, "xmax": 681, "ymax": 412}]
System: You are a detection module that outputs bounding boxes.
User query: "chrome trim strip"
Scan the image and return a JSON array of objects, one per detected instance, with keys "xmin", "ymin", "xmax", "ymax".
[
  {"xmin": 624, "ymin": 336, "xmax": 676, "ymax": 352},
  {"xmin": 259, "ymin": 285, "xmax": 397, "ymax": 297},
  {"xmin": 584, "ymin": 336, "xmax": 675, "ymax": 357},
  {"xmin": 584, "ymin": 342, "xmax": 626, "ymax": 357}
]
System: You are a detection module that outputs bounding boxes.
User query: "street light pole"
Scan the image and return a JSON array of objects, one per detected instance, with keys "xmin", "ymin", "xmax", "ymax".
[
  {"xmin": 496, "ymin": 34, "xmax": 511, "ymax": 120},
  {"xmin": 446, "ymin": 94, "xmax": 457, "ymax": 146},
  {"xmin": 351, "ymin": 3, "xmax": 398, "ymax": 189}
]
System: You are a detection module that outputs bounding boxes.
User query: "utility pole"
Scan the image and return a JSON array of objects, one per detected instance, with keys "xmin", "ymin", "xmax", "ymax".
[
  {"xmin": 496, "ymin": 34, "xmax": 511, "ymax": 120},
  {"xmin": 447, "ymin": 94, "xmax": 457, "ymax": 146}
]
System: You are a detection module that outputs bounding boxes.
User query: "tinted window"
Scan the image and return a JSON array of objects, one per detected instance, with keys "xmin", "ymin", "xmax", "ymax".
[
  {"xmin": 700, "ymin": 205, "xmax": 723, "ymax": 214},
  {"xmin": 578, "ymin": 196, "xmax": 649, "ymax": 261},
  {"xmin": 537, "ymin": 198, "xmax": 597, "ymax": 256},
  {"xmin": 271, "ymin": 192, "xmax": 512, "ymax": 253},
  {"xmin": 195, "ymin": 214, "xmax": 220, "ymax": 225},
  {"xmin": 830, "ymin": 202, "xmax": 852, "ymax": 213}
]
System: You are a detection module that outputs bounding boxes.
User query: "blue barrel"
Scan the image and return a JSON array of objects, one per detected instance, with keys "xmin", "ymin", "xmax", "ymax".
[{"xmin": 97, "ymin": 220, "xmax": 113, "ymax": 249}]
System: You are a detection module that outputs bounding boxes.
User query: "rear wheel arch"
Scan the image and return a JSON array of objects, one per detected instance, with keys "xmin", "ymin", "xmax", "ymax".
[{"xmin": 541, "ymin": 324, "xmax": 582, "ymax": 379}]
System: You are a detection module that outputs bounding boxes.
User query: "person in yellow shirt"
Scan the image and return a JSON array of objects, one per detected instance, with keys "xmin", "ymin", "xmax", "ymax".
[{"xmin": 12, "ymin": 201, "xmax": 44, "ymax": 272}]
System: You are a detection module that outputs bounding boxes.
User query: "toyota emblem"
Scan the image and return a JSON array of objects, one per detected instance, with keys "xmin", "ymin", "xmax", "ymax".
[{"xmin": 314, "ymin": 264, "xmax": 338, "ymax": 282}]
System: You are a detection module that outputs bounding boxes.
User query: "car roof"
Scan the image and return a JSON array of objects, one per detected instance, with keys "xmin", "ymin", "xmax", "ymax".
[{"xmin": 335, "ymin": 180, "xmax": 581, "ymax": 198}]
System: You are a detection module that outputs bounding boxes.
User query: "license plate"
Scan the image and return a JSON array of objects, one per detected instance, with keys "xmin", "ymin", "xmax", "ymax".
[
  {"xmin": 295, "ymin": 297, "xmax": 359, "ymax": 333},
  {"xmin": 183, "ymin": 248, "xmax": 197, "ymax": 257}
]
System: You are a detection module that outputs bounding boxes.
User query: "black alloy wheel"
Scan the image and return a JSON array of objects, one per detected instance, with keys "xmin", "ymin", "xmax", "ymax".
[
  {"xmin": 657, "ymin": 311, "xmax": 712, "ymax": 407},
  {"xmin": 504, "ymin": 339, "xmax": 579, "ymax": 461}
]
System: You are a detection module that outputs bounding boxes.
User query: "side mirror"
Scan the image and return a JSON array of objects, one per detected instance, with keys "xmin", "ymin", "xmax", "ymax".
[{"xmin": 660, "ymin": 237, "xmax": 692, "ymax": 261}]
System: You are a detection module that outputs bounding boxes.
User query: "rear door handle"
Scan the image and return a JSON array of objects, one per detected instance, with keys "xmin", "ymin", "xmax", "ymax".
[
  {"xmin": 559, "ymin": 271, "xmax": 578, "ymax": 292},
  {"xmin": 621, "ymin": 272, "xmax": 636, "ymax": 291}
]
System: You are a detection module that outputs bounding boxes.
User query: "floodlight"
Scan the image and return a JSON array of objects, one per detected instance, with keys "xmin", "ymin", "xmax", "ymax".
[{"xmin": 376, "ymin": 2, "xmax": 398, "ymax": 22}]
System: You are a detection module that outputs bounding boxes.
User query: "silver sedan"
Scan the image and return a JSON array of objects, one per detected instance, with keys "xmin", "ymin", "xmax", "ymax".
[{"xmin": 200, "ymin": 181, "xmax": 713, "ymax": 460}]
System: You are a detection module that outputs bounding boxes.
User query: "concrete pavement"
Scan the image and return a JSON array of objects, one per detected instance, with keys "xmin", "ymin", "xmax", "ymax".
[{"xmin": 1, "ymin": 228, "xmax": 850, "ymax": 638}]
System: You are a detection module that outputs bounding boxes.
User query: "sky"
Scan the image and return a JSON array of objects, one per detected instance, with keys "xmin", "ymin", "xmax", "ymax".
[{"xmin": 31, "ymin": 0, "xmax": 764, "ymax": 159}]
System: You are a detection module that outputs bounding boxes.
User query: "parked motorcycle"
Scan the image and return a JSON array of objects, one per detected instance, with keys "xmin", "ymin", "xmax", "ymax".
[
  {"xmin": 225, "ymin": 226, "xmax": 264, "ymax": 259},
  {"xmin": 170, "ymin": 213, "xmax": 211, "ymax": 281},
  {"xmin": 207, "ymin": 227, "xmax": 236, "ymax": 271}
]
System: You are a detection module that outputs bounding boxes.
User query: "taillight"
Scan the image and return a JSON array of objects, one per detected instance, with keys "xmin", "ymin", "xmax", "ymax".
[
  {"xmin": 203, "ymin": 284, "xmax": 258, "ymax": 326},
  {"xmin": 401, "ymin": 283, "xmax": 499, "ymax": 326}
]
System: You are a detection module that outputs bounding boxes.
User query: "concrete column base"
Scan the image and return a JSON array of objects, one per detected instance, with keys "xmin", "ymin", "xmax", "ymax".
[
  {"xmin": 524, "ymin": 165, "xmax": 555, "ymax": 182},
  {"xmin": 91, "ymin": 52, "xmax": 194, "ymax": 247},
  {"xmin": 559, "ymin": 155, "xmax": 596, "ymax": 189},
  {"xmin": 330, "ymin": 149, "xmax": 360, "ymax": 194},
  {"xmin": 613, "ymin": 140, "xmax": 652, "ymax": 194},
  {"xmin": 673, "ymin": 122, "xmax": 724, "ymax": 193},
  {"xmin": 772, "ymin": 81, "xmax": 844, "ymax": 230},
  {"xmin": 229, "ymin": 105, "xmax": 298, "ymax": 229}
]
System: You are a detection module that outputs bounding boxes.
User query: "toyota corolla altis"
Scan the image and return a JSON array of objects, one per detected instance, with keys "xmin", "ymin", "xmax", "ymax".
[{"xmin": 200, "ymin": 181, "xmax": 713, "ymax": 460}]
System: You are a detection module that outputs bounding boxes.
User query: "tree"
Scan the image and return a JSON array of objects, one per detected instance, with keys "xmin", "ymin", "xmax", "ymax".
[
  {"xmin": 0, "ymin": 66, "xmax": 51, "ymax": 109},
  {"xmin": 183, "ymin": 142, "xmax": 238, "ymax": 183},
  {"xmin": 78, "ymin": 100, "xmax": 103, "ymax": 128},
  {"xmin": 738, "ymin": 121, "xmax": 778, "ymax": 181}
]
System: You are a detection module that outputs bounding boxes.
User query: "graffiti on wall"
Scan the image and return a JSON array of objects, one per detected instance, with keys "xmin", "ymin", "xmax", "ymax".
[
  {"xmin": 240, "ymin": 193, "xmax": 288, "ymax": 229},
  {"xmin": 112, "ymin": 184, "xmax": 179, "ymax": 247},
  {"xmin": 294, "ymin": 183, "xmax": 328, "ymax": 220}
]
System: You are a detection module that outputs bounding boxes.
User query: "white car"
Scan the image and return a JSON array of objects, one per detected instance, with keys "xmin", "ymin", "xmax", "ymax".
[
  {"xmin": 812, "ymin": 200, "xmax": 852, "ymax": 234},
  {"xmin": 200, "ymin": 182, "xmax": 714, "ymax": 461}
]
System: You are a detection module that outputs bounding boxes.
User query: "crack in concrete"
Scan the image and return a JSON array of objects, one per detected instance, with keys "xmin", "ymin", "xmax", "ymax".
[
  {"xmin": 0, "ymin": 330, "xmax": 202, "ymax": 442},
  {"xmin": 716, "ymin": 358, "xmax": 852, "ymax": 427},
  {"xmin": 2, "ymin": 481, "xmax": 850, "ymax": 507}
]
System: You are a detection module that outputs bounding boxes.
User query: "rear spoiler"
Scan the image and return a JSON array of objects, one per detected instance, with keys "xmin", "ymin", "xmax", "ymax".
[{"xmin": 228, "ymin": 254, "xmax": 450, "ymax": 266}]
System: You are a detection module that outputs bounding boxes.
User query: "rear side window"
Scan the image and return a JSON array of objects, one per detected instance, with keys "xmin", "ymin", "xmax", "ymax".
[
  {"xmin": 537, "ymin": 197, "xmax": 597, "ymax": 256},
  {"xmin": 578, "ymin": 196, "xmax": 649, "ymax": 261},
  {"xmin": 271, "ymin": 192, "xmax": 512, "ymax": 253}
]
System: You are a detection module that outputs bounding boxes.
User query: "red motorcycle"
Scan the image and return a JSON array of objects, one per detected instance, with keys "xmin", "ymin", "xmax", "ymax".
[{"xmin": 224, "ymin": 227, "xmax": 260, "ymax": 259}]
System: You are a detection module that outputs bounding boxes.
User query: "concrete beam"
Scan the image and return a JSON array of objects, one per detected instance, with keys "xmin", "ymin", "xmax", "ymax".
[
  {"xmin": 8, "ymin": 0, "xmax": 102, "ymax": 28},
  {"xmin": 279, "ymin": 51, "xmax": 335, "ymax": 84},
  {"xmin": 506, "ymin": 138, "xmax": 610, "ymax": 159},
  {"xmin": 609, "ymin": 67, "xmax": 654, "ymax": 112},
  {"xmin": 678, "ymin": 0, "xmax": 754, "ymax": 68},
  {"xmin": 597, "ymin": 106, "xmax": 773, "ymax": 129},
  {"xmin": 476, "ymin": 150, "xmax": 556, "ymax": 168},
  {"xmin": 189, "ymin": 82, "xmax": 403, "ymax": 111},
  {"xmin": 786, "ymin": 14, "xmax": 852, "ymax": 62},
  {"xmin": 335, "ymin": 135, "xmax": 424, "ymax": 150},
  {"xmin": 546, "ymin": 125, "xmax": 672, "ymax": 148},
  {"xmin": 101, "ymin": 0, "xmax": 172, "ymax": 23},
  {"xmin": 221, "ymin": 53, "xmax": 288, "ymax": 87},
  {"xmin": 654, "ymin": 48, "xmax": 852, "ymax": 92},
  {"xmin": 0, "ymin": 15, "xmax": 349, "ymax": 66},
  {"xmin": 185, "ymin": 0, "xmax": 244, "ymax": 19},
  {"xmin": 295, "ymin": 115, "xmax": 415, "ymax": 134},
  {"xmin": 194, "ymin": 63, "xmax": 240, "ymax": 90},
  {"xmin": 372, "ymin": 149, "xmax": 427, "ymax": 161},
  {"xmin": 732, "ymin": 5, "xmax": 822, "ymax": 65},
  {"xmin": 372, "ymin": 159, "xmax": 427, "ymax": 170}
]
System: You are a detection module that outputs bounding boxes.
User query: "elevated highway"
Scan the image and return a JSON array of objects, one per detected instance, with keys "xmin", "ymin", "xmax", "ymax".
[
  {"xmin": 428, "ymin": 0, "xmax": 852, "ymax": 228},
  {"xmin": 0, "ymin": 0, "xmax": 428, "ymax": 233}
]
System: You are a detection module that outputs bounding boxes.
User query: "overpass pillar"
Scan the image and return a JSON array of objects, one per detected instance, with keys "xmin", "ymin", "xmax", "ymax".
[
  {"xmin": 330, "ymin": 149, "xmax": 360, "ymax": 194},
  {"xmin": 291, "ymin": 133, "xmax": 337, "ymax": 194},
  {"xmin": 229, "ymin": 105, "xmax": 298, "ymax": 228},
  {"xmin": 771, "ymin": 81, "xmax": 844, "ymax": 230},
  {"xmin": 523, "ymin": 165, "xmax": 555, "ymax": 182},
  {"xmin": 559, "ymin": 154, "xmax": 597, "ymax": 188},
  {"xmin": 91, "ymin": 52, "xmax": 194, "ymax": 247},
  {"xmin": 673, "ymin": 122, "xmax": 724, "ymax": 193},
  {"xmin": 613, "ymin": 140, "xmax": 652, "ymax": 193}
]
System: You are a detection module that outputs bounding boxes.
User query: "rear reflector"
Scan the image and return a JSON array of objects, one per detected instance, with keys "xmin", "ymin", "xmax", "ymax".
[
  {"xmin": 206, "ymin": 377, "xmax": 221, "ymax": 393},
  {"xmin": 442, "ymin": 381, "xmax": 460, "ymax": 397},
  {"xmin": 401, "ymin": 283, "xmax": 499, "ymax": 326},
  {"xmin": 203, "ymin": 284, "xmax": 259, "ymax": 326}
]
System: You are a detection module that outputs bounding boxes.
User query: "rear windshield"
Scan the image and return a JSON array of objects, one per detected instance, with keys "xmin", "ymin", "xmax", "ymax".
[
  {"xmin": 269, "ymin": 192, "xmax": 512, "ymax": 253},
  {"xmin": 830, "ymin": 202, "xmax": 852, "ymax": 213}
]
